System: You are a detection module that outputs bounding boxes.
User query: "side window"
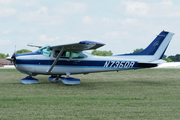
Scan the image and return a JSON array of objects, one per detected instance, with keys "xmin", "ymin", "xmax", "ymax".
[
  {"xmin": 72, "ymin": 52, "xmax": 87, "ymax": 59},
  {"xmin": 54, "ymin": 50, "xmax": 70, "ymax": 58},
  {"xmin": 61, "ymin": 51, "xmax": 70, "ymax": 58}
]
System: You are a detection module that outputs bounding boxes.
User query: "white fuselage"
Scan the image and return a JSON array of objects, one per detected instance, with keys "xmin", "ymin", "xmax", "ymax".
[{"xmin": 14, "ymin": 52, "xmax": 148, "ymax": 76}]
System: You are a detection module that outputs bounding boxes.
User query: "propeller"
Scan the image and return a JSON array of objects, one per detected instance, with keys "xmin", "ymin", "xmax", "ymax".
[
  {"xmin": 11, "ymin": 52, "xmax": 16, "ymax": 61},
  {"xmin": 5, "ymin": 52, "xmax": 16, "ymax": 62},
  {"xmin": 6, "ymin": 43, "xmax": 16, "ymax": 63}
]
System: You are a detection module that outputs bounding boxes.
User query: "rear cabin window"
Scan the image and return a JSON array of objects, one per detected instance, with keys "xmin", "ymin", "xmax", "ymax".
[{"xmin": 72, "ymin": 52, "xmax": 87, "ymax": 59}]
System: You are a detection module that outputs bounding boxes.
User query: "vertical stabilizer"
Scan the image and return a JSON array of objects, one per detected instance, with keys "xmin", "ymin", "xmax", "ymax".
[{"xmin": 117, "ymin": 31, "xmax": 174, "ymax": 60}]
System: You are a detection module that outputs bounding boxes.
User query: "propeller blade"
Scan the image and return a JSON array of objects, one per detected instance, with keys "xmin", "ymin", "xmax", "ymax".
[
  {"xmin": 11, "ymin": 52, "xmax": 16, "ymax": 59},
  {"xmin": 6, "ymin": 43, "xmax": 17, "ymax": 62},
  {"xmin": 6, "ymin": 52, "xmax": 16, "ymax": 62}
]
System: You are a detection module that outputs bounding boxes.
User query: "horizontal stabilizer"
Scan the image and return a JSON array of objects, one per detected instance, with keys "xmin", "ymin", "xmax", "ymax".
[
  {"xmin": 138, "ymin": 59, "xmax": 166, "ymax": 64},
  {"xmin": 137, "ymin": 59, "xmax": 166, "ymax": 68},
  {"xmin": 137, "ymin": 62, "xmax": 158, "ymax": 68}
]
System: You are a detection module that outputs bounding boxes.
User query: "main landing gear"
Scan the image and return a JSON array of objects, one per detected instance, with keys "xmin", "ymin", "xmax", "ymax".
[
  {"xmin": 61, "ymin": 77, "xmax": 81, "ymax": 85},
  {"xmin": 48, "ymin": 73, "xmax": 81, "ymax": 85},
  {"xmin": 48, "ymin": 75, "xmax": 64, "ymax": 83}
]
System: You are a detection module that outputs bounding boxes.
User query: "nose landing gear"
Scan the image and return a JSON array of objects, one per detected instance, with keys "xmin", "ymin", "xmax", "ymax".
[{"xmin": 20, "ymin": 76, "xmax": 39, "ymax": 84}]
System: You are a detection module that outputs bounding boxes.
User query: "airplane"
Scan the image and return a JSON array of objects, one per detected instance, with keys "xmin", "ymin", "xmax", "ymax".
[{"xmin": 6, "ymin": 30, "xmax": 174, "ymax": 85}]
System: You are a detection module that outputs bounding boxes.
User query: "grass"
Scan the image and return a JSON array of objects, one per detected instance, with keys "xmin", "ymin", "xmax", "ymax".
[{"xmin": 0, "ymin": 68, "xmax": 180, "ymax": 120}]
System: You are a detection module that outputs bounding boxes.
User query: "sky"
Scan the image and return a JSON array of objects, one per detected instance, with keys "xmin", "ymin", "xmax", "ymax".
[{"xmin": 1, "ymin": 0, "xmax": 180, "ymax": 56}]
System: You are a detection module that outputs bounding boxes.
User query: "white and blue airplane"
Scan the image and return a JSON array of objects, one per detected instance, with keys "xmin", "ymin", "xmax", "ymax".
[{"xmin": 7, "ymin": 31, "xmax": 174, "ymax": 85}]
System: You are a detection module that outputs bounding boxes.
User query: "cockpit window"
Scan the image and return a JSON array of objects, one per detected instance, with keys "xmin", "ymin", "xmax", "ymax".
[{"xmin": 36, "ymin": 46, "xmax": 52, "ymax": 57}]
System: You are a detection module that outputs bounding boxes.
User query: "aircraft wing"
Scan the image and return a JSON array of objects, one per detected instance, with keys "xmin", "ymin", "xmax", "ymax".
[{"xmin": 50, "ymin": 41, "xmax": 105, "ymax": 51}]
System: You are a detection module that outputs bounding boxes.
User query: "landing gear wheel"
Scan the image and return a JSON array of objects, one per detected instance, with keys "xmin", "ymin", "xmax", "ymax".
[
  {"xmin": 20, "ymin": 76, "xmax": 39, "ymax": 84},
  {"xmin": 62, "ymin": 77, "xmax": 81, "ymax": 85}
]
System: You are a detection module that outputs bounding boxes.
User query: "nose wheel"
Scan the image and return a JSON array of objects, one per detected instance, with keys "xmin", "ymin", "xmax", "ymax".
[{"xmin": 20, "ymin": 76, "xmax": 39, "ymax": 84}]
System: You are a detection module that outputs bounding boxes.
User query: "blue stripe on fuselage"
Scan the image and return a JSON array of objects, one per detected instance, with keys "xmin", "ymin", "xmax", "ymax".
[{"xmin": 15, "ymin": 59, "xmax": 105, "ymax": 66}]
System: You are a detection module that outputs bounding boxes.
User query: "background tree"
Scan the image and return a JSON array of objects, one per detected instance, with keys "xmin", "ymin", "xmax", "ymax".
[
  {"xmin": 16, "ymin": 49, "xmax": 32, "ymax": 54},
  {"xmin": 0, "ymin": 53, "xmax": 7, "ymax": 58},
  {"xmin": 161, "ymin": 55, "xmax": 173, "ymax": 62},
  {"xmin": 91, "ymin": 50, "xmax": 113, "ymax": 56},
  {"xmin": 133, "ymin": 48, "xmax": 144, "ymax": 53},
  {"xmin": 162, "ymin": 55, "xmax": 167, "ymax": 60},
  {"xmin": 168, "ymin": 55, "xmax": 175, "ymax": 62},
  {"xmin": 175, "ymin": 54, "xmax": 180, "ymax": 62},
  {"xmin": 163, "ymin": 58, "xmax": 173, "ymax": 62}
]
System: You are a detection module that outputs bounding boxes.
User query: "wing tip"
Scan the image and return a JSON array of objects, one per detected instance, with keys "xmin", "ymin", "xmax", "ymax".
[{"xmin": 79, "ymin": 41, "xmax": 105, "ymax": 46}]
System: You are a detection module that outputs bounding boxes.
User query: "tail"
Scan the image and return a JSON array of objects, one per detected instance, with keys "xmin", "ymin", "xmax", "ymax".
[{"xmin": 117, "ymin": 31, "xmax": 174, "ymax": 60}]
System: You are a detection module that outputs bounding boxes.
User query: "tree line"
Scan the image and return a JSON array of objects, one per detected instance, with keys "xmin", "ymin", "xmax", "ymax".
[
  {"xmin": 91, "ymin": 50, "xmax": 113, "ymax": 56},
  {"xmin": 91, "ymin": 49, "xmax": 178, "ymax": 62},
  {"xmin": 0, "ymin": 49, "xmax": 32, "ymax": 58}
]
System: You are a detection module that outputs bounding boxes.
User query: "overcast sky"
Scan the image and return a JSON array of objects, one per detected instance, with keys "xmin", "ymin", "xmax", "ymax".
[{"xmin": 0, "ymin": 0, "xmax": 180, "ymax": 56}]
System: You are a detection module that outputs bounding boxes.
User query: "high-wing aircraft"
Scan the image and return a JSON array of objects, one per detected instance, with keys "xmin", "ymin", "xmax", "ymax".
[{"xmin": 6, "ymin": 31, "xmax": 174, "ymax": 85}]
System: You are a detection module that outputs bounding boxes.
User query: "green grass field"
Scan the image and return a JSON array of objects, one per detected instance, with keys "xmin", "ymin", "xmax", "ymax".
[{"xmin": 0, "ymin": 68, "xmax": 180, "ymax": 120}]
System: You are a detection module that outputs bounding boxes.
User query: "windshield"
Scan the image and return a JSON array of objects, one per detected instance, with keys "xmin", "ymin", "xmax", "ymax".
[{"xmin": 36, "ymin": 46, "xmax": 52, "ymax": 57}]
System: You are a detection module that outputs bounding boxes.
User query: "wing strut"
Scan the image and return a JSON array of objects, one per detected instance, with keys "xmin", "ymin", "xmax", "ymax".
[{"xmin": 47, "ymin": 47, "xmax": 64, "ymax": 73}]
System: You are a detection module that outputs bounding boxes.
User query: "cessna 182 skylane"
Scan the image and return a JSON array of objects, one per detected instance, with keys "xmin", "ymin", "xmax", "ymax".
[{"xmin": 7, "ymin": 31, "xmax": 174, "ymax": 85}]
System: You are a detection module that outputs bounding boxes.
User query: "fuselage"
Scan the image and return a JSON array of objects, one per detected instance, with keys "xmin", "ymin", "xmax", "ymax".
[{"xmin": 14, "ymin": 51, "xmax": 156, "ymax": 76}]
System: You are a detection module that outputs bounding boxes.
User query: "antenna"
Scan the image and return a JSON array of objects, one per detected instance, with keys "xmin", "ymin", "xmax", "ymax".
[
  {"xmin": 15, "ymin": 42, "xmax": 16, "ymax": 52},
  {"xmin": 14, "ymin": 39, "xmax": 16, "ymax": 54}
]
